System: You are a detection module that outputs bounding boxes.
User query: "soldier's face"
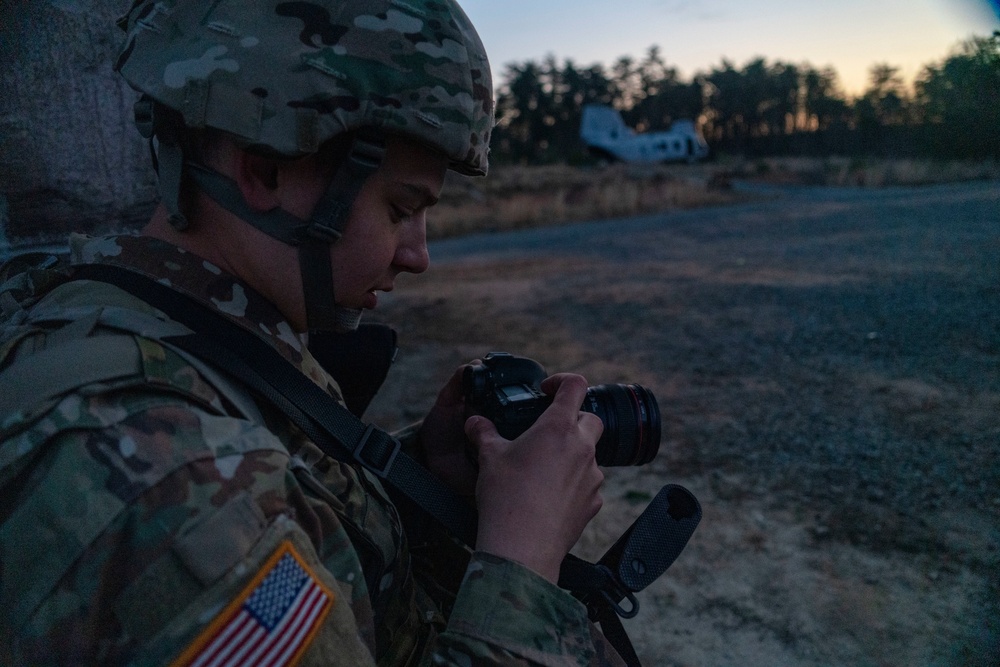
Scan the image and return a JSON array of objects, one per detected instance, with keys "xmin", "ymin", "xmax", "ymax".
[{"xmin": 317, "ymin": 136, "xmax": 446, "ymax": 310}]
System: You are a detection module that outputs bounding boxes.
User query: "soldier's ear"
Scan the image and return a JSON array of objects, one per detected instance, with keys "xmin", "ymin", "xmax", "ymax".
[{"xmin": 233, "ymin": 151, "xmax": 281, "ymax": 212}]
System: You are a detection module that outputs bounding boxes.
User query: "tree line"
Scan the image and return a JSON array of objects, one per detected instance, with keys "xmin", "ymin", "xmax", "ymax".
[{"xmin": 491, "ymin": 32, "xmax": 1000, "ymax": 164}]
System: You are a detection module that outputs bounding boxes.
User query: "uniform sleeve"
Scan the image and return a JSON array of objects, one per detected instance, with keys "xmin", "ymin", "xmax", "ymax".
[
  {"xmin": 432, "ymin": 552, "xmax": 599, "ymax": 666},
  {"xmin": 0, "ymin": 394, "xmax": 378, "ymax": 667},
  {"xmin": 392, "ymin": 427, "xmax": 613, "ymax": 667}
]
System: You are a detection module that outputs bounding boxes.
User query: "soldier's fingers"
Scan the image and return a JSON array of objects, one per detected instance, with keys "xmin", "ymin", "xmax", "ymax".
[{"xmin": 540, "ymin": 373, "xmax": 589, "ymax": 410}]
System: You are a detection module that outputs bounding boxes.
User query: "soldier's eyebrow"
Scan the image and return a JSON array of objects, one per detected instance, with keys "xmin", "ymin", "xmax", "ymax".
[{"xmin": 397, "ymin": 182, "xmax": 439, "ymax": 207}]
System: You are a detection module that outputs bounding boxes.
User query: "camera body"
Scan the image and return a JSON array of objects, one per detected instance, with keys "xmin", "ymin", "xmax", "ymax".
[
  {"xmin": 463, "ymin": 352, "xmax": 661, "ymax": 467},
  {"xmin": 463, "ymin": 352, "xmax": 552, "ymax": 440}
]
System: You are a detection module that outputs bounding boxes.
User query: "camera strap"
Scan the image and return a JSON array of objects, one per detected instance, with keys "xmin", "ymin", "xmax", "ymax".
[
  {"xmin": 559, "ymin": 485, "xmax": 702, "ymax": 667},
  {"xmin": 72, "ymin": 263, "xmax": 700, "ymax": 666}
]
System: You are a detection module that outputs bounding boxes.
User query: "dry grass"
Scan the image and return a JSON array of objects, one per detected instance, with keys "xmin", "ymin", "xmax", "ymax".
[
  {"xmin": 4, "ymin": 157, "xmax": 995, "ymax": 251},
  {"xmin": 429, "ymin": 162, "xmax": 750, "ymax": 240},
  {"xmin": 428, "ymin": 157, "xmax": 999, "ymax": 240},
  {"xmin": 717, "ymin": 155, "xmax": 1000, "ymax": 188}
]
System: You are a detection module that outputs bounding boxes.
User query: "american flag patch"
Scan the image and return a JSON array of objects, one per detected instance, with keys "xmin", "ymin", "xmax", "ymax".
[{"xmin": 172, "ymin": 541, "xmax": 334, "ymax": 667}]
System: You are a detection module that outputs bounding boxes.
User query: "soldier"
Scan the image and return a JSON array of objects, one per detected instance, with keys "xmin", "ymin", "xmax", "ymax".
[{"xmin": 0, "ymin": 0, "xmax": 623, "ymax": 665}]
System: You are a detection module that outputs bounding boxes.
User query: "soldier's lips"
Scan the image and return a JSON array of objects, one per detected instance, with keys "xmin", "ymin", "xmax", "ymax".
[{"xmin": 364, "ymin": 284, "xmax": 395, "ymax": 309}]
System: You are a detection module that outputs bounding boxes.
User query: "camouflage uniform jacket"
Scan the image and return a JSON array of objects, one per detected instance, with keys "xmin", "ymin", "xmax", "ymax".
[{"xmin": 0, "ymin": 234, "xmax": 617, "ymax": 666}]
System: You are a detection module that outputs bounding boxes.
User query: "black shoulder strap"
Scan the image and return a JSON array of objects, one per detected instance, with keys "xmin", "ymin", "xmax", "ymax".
[{"xmin": 73, "ymin": 264, "xmax": 478, "ymax": 546}]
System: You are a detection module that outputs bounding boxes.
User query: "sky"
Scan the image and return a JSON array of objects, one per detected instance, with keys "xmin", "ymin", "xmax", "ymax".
[{"xmin": 460, "ymin": 0, "xmax": 1000, "ymax": 97}]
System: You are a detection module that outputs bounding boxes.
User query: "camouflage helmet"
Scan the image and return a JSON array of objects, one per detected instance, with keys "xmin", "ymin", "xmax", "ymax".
[
  {"xmin": 115, "ymin": 0, "xmax": 494, "ymax": 176},
  {"xmin": 113, "ymin": 0, "xmax": 493, "ymax": 336}
]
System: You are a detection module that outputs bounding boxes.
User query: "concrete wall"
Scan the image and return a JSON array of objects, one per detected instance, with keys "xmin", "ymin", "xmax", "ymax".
[{"xmin": 0, "ymin": 0, "xmax": 156, "ymax": 249}]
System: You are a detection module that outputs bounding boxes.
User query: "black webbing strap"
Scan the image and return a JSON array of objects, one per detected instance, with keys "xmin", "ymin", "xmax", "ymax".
[
  {"xmin": 73, "ymin": 264, "xmax": 478, "ymax": 546},
  {"xmin": 556, "ymin": 555, "xmax": 641, "ymax": 667},
  {"xmin": 304, "ymin": 132, "xmax": 384, "ymax": 243},
  {"xmin": 185, "ymin": 163, "xmax": 309, "ymax": 245},
  {"xmin": 596, "ymin": 607, "xmax": 642, "ymax": 667},
  {"xmin": 298, "ymin": 241, "xmax": 339, "ymax": 333},
  {"xmin": 558, "ymin": 484, "xmax": 703, "ymax": 667},
  {"xmin": 298, "ymin": 133, "xmax": 383, "ymax": 334}
]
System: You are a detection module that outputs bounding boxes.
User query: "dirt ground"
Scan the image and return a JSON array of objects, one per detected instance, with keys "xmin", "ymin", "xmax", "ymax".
[{"xmin": 365, "ymin": 180, "xmax": 1000, "ymax": 666}]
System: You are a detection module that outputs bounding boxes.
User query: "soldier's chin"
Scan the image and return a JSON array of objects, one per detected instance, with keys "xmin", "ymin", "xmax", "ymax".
[{"xmin": 362, "ymin": 290, "xmax": 378, "ymax": 310}]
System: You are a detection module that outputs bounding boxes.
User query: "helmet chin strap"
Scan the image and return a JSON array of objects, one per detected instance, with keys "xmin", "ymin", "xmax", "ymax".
[
  {"xmin": 165, "ymin": 131, "xmax": 383, "ymax": 335},
  {"xmin": 139, "ymin": 98, "xmax": 385, "ymax": 335},
  {"xmin": 294, "ymin": 132, "xmax": 383, "ymax": 334}
]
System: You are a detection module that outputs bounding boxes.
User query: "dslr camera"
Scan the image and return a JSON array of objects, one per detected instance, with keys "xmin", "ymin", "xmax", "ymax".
[{"xmin": 463, "ymin": 352, "xmax": 661, "ymax": 467}]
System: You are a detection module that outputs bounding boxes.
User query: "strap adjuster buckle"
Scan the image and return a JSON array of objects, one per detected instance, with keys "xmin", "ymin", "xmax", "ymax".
[
  {"xmin": 305, "ymin": 205, "xmax": 348, "ymax": 242},
  {"xmin": 352, "ymin": 424, "xmax": 400, "ymax": 478},
  {"xmin": 594, "ymin": 564, "xmax": 640, "ymax": 619}
]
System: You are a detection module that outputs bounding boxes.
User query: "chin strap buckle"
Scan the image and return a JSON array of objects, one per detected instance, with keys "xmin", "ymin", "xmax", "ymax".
[
  {"xmin": 305, "ymin": 132, "xmax": 385, "ymax": 243},
  {"xmin": 305, "ymin": 211, "xmax": 347, "ymax": 243}
]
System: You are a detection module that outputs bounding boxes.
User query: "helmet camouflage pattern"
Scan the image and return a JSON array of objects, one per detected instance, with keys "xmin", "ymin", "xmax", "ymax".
[{"xmin": 115, "ymin": 0, "xmax": 494, "ymax": 175}]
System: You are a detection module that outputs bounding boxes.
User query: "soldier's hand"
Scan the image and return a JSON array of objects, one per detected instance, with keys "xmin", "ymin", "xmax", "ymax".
[
  {"xmin": 467, "ymin": 373, "xmax": 605, "ymax": 583},
  {"xmin": 416, "ymin": 361, "xmax": 481, "ymax": 496}
]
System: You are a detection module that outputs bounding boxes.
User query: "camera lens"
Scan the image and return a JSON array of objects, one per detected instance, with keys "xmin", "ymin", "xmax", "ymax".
[{"xmin": 583, "ymin": 384, "xmax": 661, "ymax": 466}]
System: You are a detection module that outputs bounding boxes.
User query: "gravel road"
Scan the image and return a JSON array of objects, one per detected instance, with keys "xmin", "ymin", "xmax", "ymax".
[{"xmin": 368, "ymin": 180, "xmax": 999, "ymax": 666}]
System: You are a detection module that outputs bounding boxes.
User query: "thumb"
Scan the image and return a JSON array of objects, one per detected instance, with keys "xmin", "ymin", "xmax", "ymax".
[
  {"xmin": 464, "ymin": 415, "xmax": 504, "ymax": 464},
  {"xmin": 464, "ymin": 415, "xmax": 501, "ymax": 445}
]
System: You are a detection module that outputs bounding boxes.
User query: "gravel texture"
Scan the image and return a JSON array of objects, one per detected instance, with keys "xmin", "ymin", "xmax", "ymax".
[{"xmin": 367, "ymin": 180, "xmax": 1000, "ymax": 666}]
